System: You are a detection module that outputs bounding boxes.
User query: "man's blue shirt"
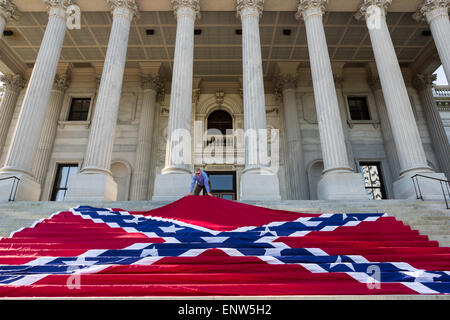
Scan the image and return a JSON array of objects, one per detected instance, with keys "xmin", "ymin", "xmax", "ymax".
[{"xmin": 190, "ymin": 171, "xmax": 210, "ymax": 193}]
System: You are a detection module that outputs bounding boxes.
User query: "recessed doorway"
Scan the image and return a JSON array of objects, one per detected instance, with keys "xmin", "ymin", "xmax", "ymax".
[{"xmin": 205, "ymin": 171, "xmax": 236, "ymax": 200}]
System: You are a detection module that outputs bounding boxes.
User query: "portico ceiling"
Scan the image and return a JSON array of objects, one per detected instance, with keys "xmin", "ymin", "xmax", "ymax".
[{"xmin": 1, "ymin": 3, "xmax": 434, "ymax": 81}]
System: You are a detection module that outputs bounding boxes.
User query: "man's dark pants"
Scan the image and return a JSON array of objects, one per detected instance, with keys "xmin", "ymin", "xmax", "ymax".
[{"xmin": 194, "ymin": 181, "xmax": 212, "ymax": 195}]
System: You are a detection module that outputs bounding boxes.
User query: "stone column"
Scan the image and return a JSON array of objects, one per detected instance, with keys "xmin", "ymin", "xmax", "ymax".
[
  {"xmin": 275, "ymin": 70, "xmax": 308, "ymax": 200},
  {"xmin": 296, "ymin": 0, "xmax": 367, "ymax": 200},
  {"xmin": 237, "ymin": 0, "xmax": 281, "ymax": 201},
  {"xmin": 130, "ymin": 74, "xmax": 163, "ymax": 200},
  {"xmin": 0, "ymin": 74, "xmax": 25, "ymax": 157},
  {"xmin": 32, "ymin": 74, "xmax": 69, "ymax": 189},
  {"xmin": 0, "ymin": 0, "xmax": 72, "ymax": 201},
  {"xmin": 369, "ymin": 75, "xmax": 401, "ymax": 181},
  {"xmin": 415, "ymin": 73, "xmax": 450, "ymax": 179},
  {"xmin": 332, "ymin": 63, "xmax": 357, "ymax": 171},
  {"xmin": 0, "ymin": 0, "xmax": 19, "ymax": 39},
  {"xmin": 65, "ymin": 0, "xmax": 139, "ymax": 201},
  {"xmin": 358, "ymin": 0, "xmax": 447, "ymax": 199},
  {"xmin": 152, "ymin": 0, "xmax": 200, "ymax": 201},
  {"xmin": 418, "ymin": 0, "xmax": 450, "ymax": 82}
]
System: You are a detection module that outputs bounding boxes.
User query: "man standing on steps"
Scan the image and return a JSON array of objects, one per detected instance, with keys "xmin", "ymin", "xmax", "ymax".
[{"xmin": 187, "ymin": 168, "xmax": 213, "ymax": 196}]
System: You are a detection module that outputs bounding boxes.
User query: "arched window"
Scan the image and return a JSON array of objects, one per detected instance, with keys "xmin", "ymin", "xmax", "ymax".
[{"xmin": 207, "ymin": 110, "xmax": 232, "ymax": 135}]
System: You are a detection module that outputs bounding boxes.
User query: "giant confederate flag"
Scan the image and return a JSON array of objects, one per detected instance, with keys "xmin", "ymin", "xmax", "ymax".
[{"xmin": 0, "ymin": 196, "xmax": 449, "ymax": 297}]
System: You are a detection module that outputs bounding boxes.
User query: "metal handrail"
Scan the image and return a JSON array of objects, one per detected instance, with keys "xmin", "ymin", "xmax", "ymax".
[
  {"xmin": 0, "ymin": 176, "xmax": 20, "ymax": 201},
  {"xmin": 411, "ymin": 174, "xmax": 450, "ymax": 209}
]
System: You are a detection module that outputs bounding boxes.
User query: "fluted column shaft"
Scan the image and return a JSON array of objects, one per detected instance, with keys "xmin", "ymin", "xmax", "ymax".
[
  {"xmin": 298, "ymin": 6, "xmax": 352, "ymax": 174},
  {"xmin": 361, "ymin": 3, "xmax": 432, "ymax": 176},
  {"xmin": 334, "ymin": 76, "xmax": 357, "ymax": 170},
  {"xmin": 370, "ymin": 78, "xmax": 401, "ymax": 180},
  {"xmin": 0, "ymin": 3, "xmax": 68, "ymax": 176},
  {"xmin": 163, "ymin": 3, "xmax": 198, "ymax": 173},
  {"xmin": 278, "ymin": 76, "xmax": 308, "ymax": 199},
  {"xmin": 238, "ymin": 2, "xmax": 269, "ymax": 172},
  {"xmin": 32, "ymin": 75, "xmax": 68, "ymax": 186},
  {"xmin": 415, "ymin": 74, "xmax": 450, "ymax": 179},
  {"xmin": 420, "ymin": 1, "xmax": 450, "ymax": 82},
  {"xmin": 82, "ymin": 4, "xmax": 136, "ymax": 174},
  {"xmin": 130, "ymin": 76, "xmax": 160, "ymax": 200},
  {"xmin": 151, "ymin": 0, "xmax": 200, "ymax": 201},
  {"xmin": 0, "ymin": 74, "xmax": 24, "ymax": 156}
]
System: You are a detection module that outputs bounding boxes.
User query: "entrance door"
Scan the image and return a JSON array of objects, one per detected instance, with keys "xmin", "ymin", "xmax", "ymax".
[
  {"xmin": 205, "ymin": 171, "xmax": 236, "ymax": 200},
  {"xmin": 359, "ymin": 162, "xmax": 387, "ymax": 200}
]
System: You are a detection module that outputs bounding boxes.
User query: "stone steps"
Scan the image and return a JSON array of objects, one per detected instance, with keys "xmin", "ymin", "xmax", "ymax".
[
  {"xmin": 0, "ymin": 200, "xmax": 449, "ymax": 247},
  {"xmin": 0, "ymin": 199, "xmax": 449, "ymax": 299}
]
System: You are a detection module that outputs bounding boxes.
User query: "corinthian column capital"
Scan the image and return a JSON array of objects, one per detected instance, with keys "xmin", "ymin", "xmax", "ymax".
[
  {"xmin": 0, "ymin": 74, "xmax": 25, "ymax": 93},
  {"xmin": 417, "ymin": 0, "xmax": 449, "ymax": 23},
  {"xmin": 414, "ymin": 73, "xmax": 437, "ymax": 90},
  {"xmin": 368, "ymin": 76, "xmax": 382, "ymax": 91},
  {"xmin": 0, "ymin": 0, "xmax": 19, "ymax": 22},
  {"xmin": 275, "ymin": 74, "xmax": 298, "ymax": 91},
  {"xmin": 274, "ymin": 74, "xmax": 298, "ymax": 101},
  {"xmin": 52, "ymin": 74, "xmax": 70, "ymax": 92},
  {"xmin": 43, "ymin": 0, "xmax": 75, "ymax": 15},
  {"xmin": 356, "ymin": 0, "xmax": 392, "ymax": 20},
  {"xmin": 142, "ymin": 74, "xmax": 165, "ymax": 96},
  {"xmin": 295, "ymin": 0, "xmax": 328, "ymax": 21},
  {"xmin": 236, "ymin": 0, "xmax": 264, "ymax": 19},
  {"xmin": 171, "ymin": 0, "xmax": 200, "ymax": 20},
  {"xmin": 106, "ymin": 0, "xmax": 139, "ymax": 21}
]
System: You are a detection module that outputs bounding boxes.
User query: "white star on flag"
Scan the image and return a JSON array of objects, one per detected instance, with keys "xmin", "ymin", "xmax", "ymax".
[
  {"xmin": 402, "ymin": 270, "xmax": 441, "ymax": 282},
  {"xmin": 141, "ymin": 246, "xmax": 159, "ymax": 257},
  {"xmin": 128, "ymin": 216, "xmax": 141, "ymax": 224},
  {"xmin": 62, "ymin": 256, "xmax": 97, "ymax": 270},
  {"xmin": 342, "ymin": 213, "xmax": 358, "ymax": 221},
  {"xmin": 329, "ymin": 255, "xmax": 355, "ymax": 271},
  {"xmin": 260, "ymin": 226, "xmax": 277, "ymax": 237},
  {"xmin": 159, "ymin": 224, "xmax": 184, "ymax": 233}
]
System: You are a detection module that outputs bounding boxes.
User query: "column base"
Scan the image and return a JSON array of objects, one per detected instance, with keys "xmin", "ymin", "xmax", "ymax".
[
  {"xmin": 152, "ymin": 172, "xmax": 192, "ymax": 201},
  {"xmin": 64, "ymin": 172, "xmax": 118, "ymax": 202},
  {"xmin": 240, "ymin": 170, "xmax": 281, "ymax": 201},
  {"xmin": 0, "ymin": 173, "xmax": 40, "ymax": 201},
  {"xmin": 394, "ymin": 172, "xmax": 448, "ymax": 200},
  {"xmin": 318, "ymin": 171, "xmax": 369, "ymax": 200}
]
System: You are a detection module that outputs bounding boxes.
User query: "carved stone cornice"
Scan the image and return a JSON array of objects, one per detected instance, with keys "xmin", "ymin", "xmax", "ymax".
[
  {"xmin": 416, "ymin": 0, "xmax": 449, "ymax": 23},
  {"xmin": 106, "ymin": 0, "xmax": 139, "ymax": 21},
  {"xmin": 0, "ymin": 0, "xmax": 19, "ymax": 22},
  {"xmin": 295, "ymin": 0, "xmax": 328, "ymax": 21},
  {"xmin": 0, "ymin": 74, "xmax": 25, "ymax": 93},
  {"xmin": 52, "ymin": 74, "xmax": 70, "ymax": 92},
  {"xmin": 356, "ymin": 0, "xmax": 392, "ymax": 20},
  {"xmin": 414, "ymin": 73, "xmax": 437, "ymax": 90},
  {"xmin": 171, "ymin": 0, "xmax": 200, "ymax": 20}
]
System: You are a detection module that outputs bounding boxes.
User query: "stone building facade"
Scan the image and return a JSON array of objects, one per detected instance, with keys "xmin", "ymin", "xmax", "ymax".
[
  {"xmin": 436, "ymin": 85, "xmax": 450, "ymax": 141},
  {"xmin": 0, "ymin": 0, "xmax": 449, "ymax": 202}
]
